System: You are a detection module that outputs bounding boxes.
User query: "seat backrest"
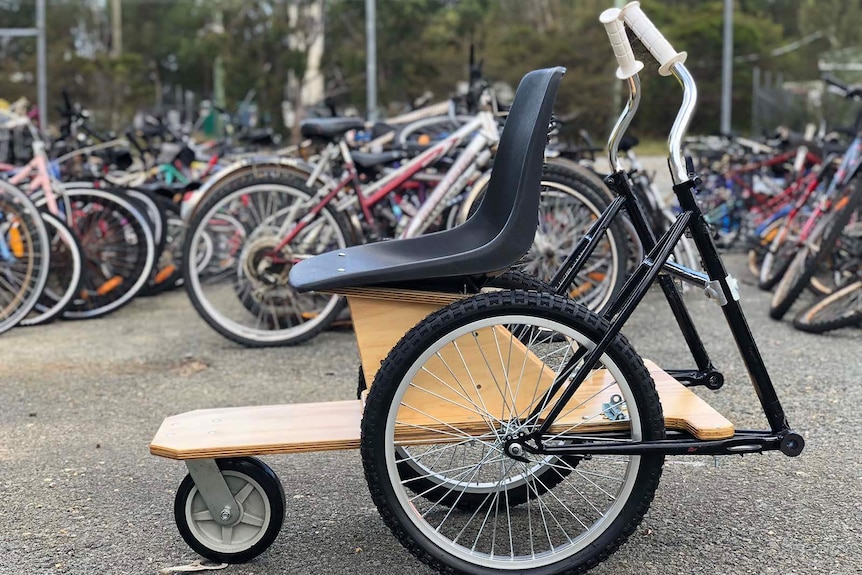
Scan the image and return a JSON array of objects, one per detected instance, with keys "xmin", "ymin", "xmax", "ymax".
[{"xmin": 465, "ymin": 67, "xmax": 565, "ymax": 264}]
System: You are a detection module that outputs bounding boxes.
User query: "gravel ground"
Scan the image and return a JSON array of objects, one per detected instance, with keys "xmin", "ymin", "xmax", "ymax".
[{"xmin": 1, "ymin": 257, "xmax": 860, "ymax": 573}]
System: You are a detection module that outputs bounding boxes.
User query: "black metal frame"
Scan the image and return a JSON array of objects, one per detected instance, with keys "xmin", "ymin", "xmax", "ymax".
[{"xmin": 513, "ymin": 167, "xmax": 803, "ymax": 459}]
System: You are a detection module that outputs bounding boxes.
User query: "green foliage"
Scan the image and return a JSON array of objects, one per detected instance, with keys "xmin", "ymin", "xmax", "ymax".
[{"xmin": 0, "ymin": 0, "xmax": 852, "ymax": 138}]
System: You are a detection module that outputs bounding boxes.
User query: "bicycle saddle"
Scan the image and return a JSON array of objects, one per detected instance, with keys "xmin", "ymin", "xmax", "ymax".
[
  {"xmin": 300, "ymin": 117, "xmax": 365, "ymax": 140},
  {"xmin": 289, "ymin": 66, "xmax": 565, "ymax": 293},
  {"xmin": 352, "ymin": 150, "xmax": 407, "ymax": 168}
]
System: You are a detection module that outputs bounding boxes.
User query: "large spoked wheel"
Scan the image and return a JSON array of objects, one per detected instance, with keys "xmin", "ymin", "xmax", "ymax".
[
  {"xmin": 362, "ymin": 291, "xmax": 665, "ymax": 575},
  {"xmin": 756, "ymin": 219, "xmax": 797, "ymax": 291},
  {"xmin": 57, "ymin": 188, "xmax": 156, "ymax": 319},
  {"xmin": 183, "ymin": 172, "xmax": 351, "ymax": 347},
  {"xmin": 771, "ymin": 180, "xmax": 862, "ymax": 320},
  {"xmin": 175, "ymin": 457, "xmax": 285, "ymax": 564},
  {"xmin": 20, "ymin": 212, "xmax": 83, "ymax": 326},
  {"xmin": 0, "ymin": 182, "xmax": 50, "ymax": 334},
  {"xmin": 393, "ymin": 270, "xmax": 583, "ymax": 507}
]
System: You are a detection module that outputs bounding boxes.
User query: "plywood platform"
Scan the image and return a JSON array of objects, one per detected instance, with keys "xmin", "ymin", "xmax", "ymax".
[{"xmin": 149, "ymin": 360, "xmax": 734, "ymax": 460}]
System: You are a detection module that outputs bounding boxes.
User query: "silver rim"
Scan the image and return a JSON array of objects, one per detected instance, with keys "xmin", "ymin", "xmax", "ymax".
[
  {"xmin": 186, "ymin": 184, "xmax": 345, "ymax": 344},
  {"xmin": 185, "ymin": 470, "xmax": 272, "ymax": 554},
  {"xmin": 0, "ymin": 183, "xmax": 50, "ymax": 333},
  {"xmin": 20, "ymin": 213, "xmax": 82, "ymax": 326},
  {"xmin": 381, "ymin": 314, "xmax": 643, "ymax": 569},
  {"xmin": 59, "ymin": 188, "xmax": 156, "ymax": 319},
  {"xmin": 522, "ymin": 184, "xmax": 621, "ymax": 312}
]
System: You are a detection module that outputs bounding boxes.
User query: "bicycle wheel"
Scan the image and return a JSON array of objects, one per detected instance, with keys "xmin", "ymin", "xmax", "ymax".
[
  {"xmin": 771, "ymin": 180, "xmax": 862, "ymax": 320},
  {"xmin": 145, "ymin": 198, "xmax": 185, "ymax": 296},
  {"xmin": 387, "ymin": 270, "xmax": 585, "ymax": 506},
  {"xmin": 356, "ymin": 269, "xmax": 557, "ymax": 398},
  {"xmin": 0, "ymin": 182, "xmax": 50, "ymax": 334},
  {"xmin": 362, "ymin": 291, "xmax": 665, "ymax": 575},
  {"xmin": 793, "ymin": 279, "xmax": 862, "ymax": 333},
  {"xmin": 184, "ymin": 171, "xmax": 351, "ymax": 347},
  {"xmin": 19, "ymin": 212, "xmax": 83, "ymax": 326},
  {"xmin": 758, "ymin": 218, "xmax": 799, "ymax": 291},
  {"xmin": 61, "ymin": 188, "xmax": 156, "ymax": 319},
  {"xmin": 808, "ymin": 220, "xmax": 862, "ymax": 297},
  {"xmin": 452, "ymin": 162, "xmax": 627, "ymax": 314},
  {"xmin": 397, "ymin": 115, "xmax": 476, "ymax": 147}
]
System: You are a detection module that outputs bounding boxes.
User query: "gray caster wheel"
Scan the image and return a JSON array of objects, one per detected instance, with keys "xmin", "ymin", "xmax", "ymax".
[{"xmin": 174, "ymin": 457, "xmax": 285, "ymax": 563}]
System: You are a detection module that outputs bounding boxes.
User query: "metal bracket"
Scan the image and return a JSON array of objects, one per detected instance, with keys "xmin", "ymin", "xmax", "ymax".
[
  {"xmin": 704, "ymin": 279, "xmax": 727, "ymax": 306},
  {"xmin": 601, "ymin": 394, "xmax": 629, "ymax": 421},
  {"xmin": 705, "ymin": 275, "xmax": 740, "ymax": 306},
  {"xmin": 185, "ymin": 459, "xmax": 239, "ymax": 527},
  {"xmin": 726, "ymin": 274, "xmax": 740, "ymax": 302},
  {"xmin": 665, "ymin": 368, "xmax": 725, "ymax": 390}
]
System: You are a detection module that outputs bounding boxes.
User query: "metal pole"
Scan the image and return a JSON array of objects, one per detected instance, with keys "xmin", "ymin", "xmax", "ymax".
[
  {"xmin": 213, "ymin": 3, "xmax": 225, "ymax": 135},
  {"xmin": 111, "ymin": 0, "xmax": 122, "ymax": 58},
  {"xmin": 365, "ymin": 0, "xmax": 377, "ymax": 122},
  {"xmin": 751, "ymin": 66, "xmax": 760, "ymax": 137},
  {"xmin": 36, "ymin": 0, "xmax": 47, "ymax": 130},
  {"xmin": 720, "ymin": 0, "xmax": 733, "ymax": 134}
]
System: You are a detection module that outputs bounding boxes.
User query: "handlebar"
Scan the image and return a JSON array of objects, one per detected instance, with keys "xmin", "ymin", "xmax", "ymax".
[
  {"xmin": 619, "ymin": 1, "xmax": 697, "ymax": 185},
  {"xmin": 822, "ymin": 75, "xmax": 862, "ymax": 100},
  {"xmin": 620, "ymin": 1, "xmax": 687, "ymax": 77},
  {"xmin": 600, "ymin": 7, "xmax": 642, "ymax": 173},
  {"xmin": 600, "ymin": 8, "xmax": 643, "ymax": 80},
  {"xmin": 822, "ymin": 76, "xmax": 862, "ymax": 133}
]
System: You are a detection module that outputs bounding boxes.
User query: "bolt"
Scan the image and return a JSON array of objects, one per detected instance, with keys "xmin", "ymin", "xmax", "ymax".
[
  {"xmin": 220, "ymin": 506, "xmax": 232, "ymax": 522},
  {"xmin": 509, "ymin": 444, "xmax": 524, "ymax": 458}
]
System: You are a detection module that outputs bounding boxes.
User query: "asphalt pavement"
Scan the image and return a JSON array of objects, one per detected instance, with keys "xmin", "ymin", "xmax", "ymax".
[{"xmin": 0, "ymin": 253, "xmax": 860, "ymax": 575}]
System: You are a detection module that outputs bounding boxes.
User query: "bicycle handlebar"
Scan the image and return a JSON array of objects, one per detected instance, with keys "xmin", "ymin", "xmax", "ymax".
[
  {"xmin": 600, "ymin": 7, "xmax": 642, "ymax": 173},
  {"xmin": 600, "ymin": 8, "xmax": 643, "ymax": 80},
  {"xmin": 620, "ymin": 1, "xmax": 687, "ymax": 77},
  {"xmin": 823, "ymin": 75, "xmax": 862, "ymax": 101},
  {"xmin": 619, "ymin": 1, "xmax": 696, "ymax": 184}
]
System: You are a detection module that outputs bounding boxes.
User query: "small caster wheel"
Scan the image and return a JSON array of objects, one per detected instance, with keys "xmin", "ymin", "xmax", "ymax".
[{"xmin": 174, "ymin": 457, "xmax": 285, "ymax": 563}]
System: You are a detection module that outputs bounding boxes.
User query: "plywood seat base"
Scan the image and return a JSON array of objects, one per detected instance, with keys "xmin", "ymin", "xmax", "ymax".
[{"xmin": 149, "ymin": 361, "xmax": 734, "ymax": 461}]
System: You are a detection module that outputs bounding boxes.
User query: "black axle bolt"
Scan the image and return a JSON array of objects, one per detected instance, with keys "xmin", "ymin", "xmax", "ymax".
[{"xmin": 779, "ymin": 432, "xmax": 804, "ymax": 457}]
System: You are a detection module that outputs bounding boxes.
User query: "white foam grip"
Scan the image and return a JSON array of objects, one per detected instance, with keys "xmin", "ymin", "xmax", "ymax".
[
  {"xmin": 599, "ymin": 8, "xmax": 643, "ymax": 80},
  {"xmin": 621, "ymin": 1, "xmax": 687, "ymax": 76}
]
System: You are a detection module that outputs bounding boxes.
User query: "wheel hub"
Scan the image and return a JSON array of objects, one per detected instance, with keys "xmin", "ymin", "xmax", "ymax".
[{"xmin": 242, "ymin": 235, "xmax": 292, "ymax": 288}]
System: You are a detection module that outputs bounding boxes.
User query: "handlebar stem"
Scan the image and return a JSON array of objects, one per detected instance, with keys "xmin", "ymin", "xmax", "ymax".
[
  {"xmin": 667, "ymin": 61, "xmax": 698, "ymax": 185},
  {"xmin": 607, "ymin": 74, "xmax": 641, "ymax": 173}
]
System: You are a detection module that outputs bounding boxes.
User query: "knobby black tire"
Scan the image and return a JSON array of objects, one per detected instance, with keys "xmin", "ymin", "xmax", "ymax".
[
  {"xmin": 770, "ymin": 180, "xmax": 862, "ymax": 320},
  {"xmin": 362, "ymin": 290, "xmax": 665, "ymax": 575},
  {"xmin": 758, "ymin": 238, "xmax": 797, "ymax": 291},
  {"xmin": 793, "ymin": 280, "xmax": 862, "ymax": 333}
]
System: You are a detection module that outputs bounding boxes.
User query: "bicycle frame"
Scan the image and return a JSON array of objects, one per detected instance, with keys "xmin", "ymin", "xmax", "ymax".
[
  {"xmin": 700, "ymin": 145, "xmax": 823, "ymax": 240},
  {"xmin": 5, "ymin": 140, "xmax": 66, "ymax": 220},
  {"xmin": 787, "ymin": 137, "xmax": 862, "ymax": 247},
  {"xmin": 510, "ymin": 62, "xmax": 801, "ymax": 459},
  {"xmin": 271, "ymin": 112, "xmax": 498, "ymax": 254}
]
